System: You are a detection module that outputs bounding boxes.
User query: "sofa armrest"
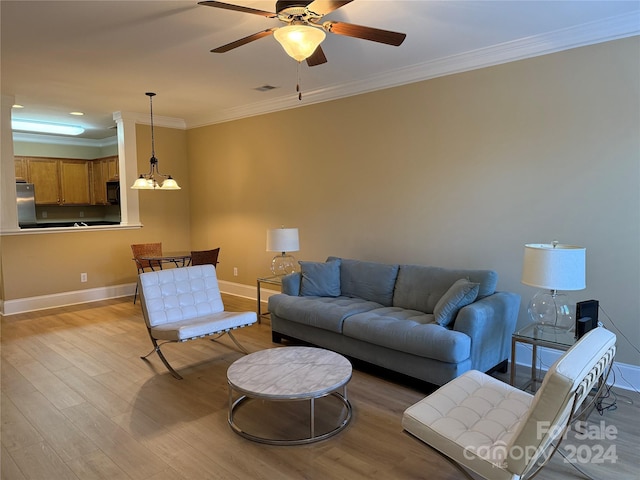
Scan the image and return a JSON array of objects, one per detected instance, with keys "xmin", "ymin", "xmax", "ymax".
[
  {"xmin": 453, "ymin": 291, "xmax": 521, "ymax": 373},
  {"xmin": 281, "ymin": 272, "xmax": 301, "ymax": 296}
]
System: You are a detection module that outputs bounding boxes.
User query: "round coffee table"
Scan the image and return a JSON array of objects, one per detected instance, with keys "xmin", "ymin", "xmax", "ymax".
[{"xmin": 227, "ymin": 346, "xmax": 352, "ymax": 445}]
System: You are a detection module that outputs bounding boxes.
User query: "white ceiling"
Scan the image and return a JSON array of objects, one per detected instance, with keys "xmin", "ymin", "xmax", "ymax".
[{"xmin": 2, "ymin": 0, "xmax": 639, "ymax": 141}]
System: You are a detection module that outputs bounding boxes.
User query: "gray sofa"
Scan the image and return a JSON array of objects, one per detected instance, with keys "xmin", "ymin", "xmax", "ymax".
[{"xmin": 269, "ymin": 257, "xmax": 520, "ymax": 386}]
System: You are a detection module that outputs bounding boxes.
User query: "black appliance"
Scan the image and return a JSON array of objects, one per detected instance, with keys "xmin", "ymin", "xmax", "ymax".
[
  {"xmin": 106, "ymin": 181, "xmax": 120, "ymax": 205},
  {"xmin": 576, "ymin": 299, "xmax": 599, "ymax": 338}
]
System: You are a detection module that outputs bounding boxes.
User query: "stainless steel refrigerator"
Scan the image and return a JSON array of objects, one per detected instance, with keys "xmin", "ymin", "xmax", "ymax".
[{"xmin": 16, "ymin": 182, "xmax": 37, "ymax": 227}]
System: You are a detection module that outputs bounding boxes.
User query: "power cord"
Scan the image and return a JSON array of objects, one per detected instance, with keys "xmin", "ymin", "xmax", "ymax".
[
  {"xmin": 593, "ymin": 367, "xmax": 617, "ymax": 415},
  {"xmin": 597, "ymin": 305, "xmax": 640, "ymax": 399},
  {"xmin": 523, "ymin": 340, "xmax": 621, "ymax": 413},
  {"xmin": 598, "ymin": 304, "xmax": 640, "ymax": 356}
]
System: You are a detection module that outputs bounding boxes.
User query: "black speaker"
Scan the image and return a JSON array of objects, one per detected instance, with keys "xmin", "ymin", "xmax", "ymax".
[
  {"xmin": 576, "ymin": 300, "xmax": 599, "ymax": 339},
  {"xmin": 576, "ymin": 317, "xmax": 595, "ymax": 339}
]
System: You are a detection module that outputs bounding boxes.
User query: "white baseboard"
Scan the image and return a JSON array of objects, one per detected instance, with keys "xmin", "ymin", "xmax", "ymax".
[
  {"xmin": 1, "ymin": 283, "xmax": 135, "ymax": 315},
  {"xmin": 0, "ymin": 280, "xmax": 280, "ymax": 316},
  {"xmin": 2, "ymin": 281, "xmax": 638, "ymax": 393}
]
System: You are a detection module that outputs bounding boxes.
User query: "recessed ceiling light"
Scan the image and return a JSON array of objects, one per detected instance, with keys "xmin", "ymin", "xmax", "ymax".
[
  {"xmin": 12, "ymin": 120, "xmax": 85, "ymax": 136},
  {"xmin": 12, "ymin": 104, "xmax": 24, "ymax": 109},
  {"xmin": 69, "ymin": 111, "xmax": 84, "ymax": 116}
]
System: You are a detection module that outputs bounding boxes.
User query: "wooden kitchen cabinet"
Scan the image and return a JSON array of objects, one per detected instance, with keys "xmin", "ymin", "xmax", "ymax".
[
  {"xmin": 26, "ymin": 157, "xmax": 91, "ymax": 205},
  {"xmin": 106, "ymin": 155, "xmax": 119, "ymax": 180},
  {"xmin": 28, "ymin": 158, "xmax": 61, "ymax": 204},
  {"xmin": 18, "ymin": 156, "xmax": 116, "ymax": 206},
  {"xmin": 59, "ymin": 160, "xmax": 91, "ymax": 204},
  {"xmin": 15, "ymin": 156, "xmax": 28, "ymax": 182},
  {"xmin": 90, "ymin": 156, "xmax": 119, "ymax": 205},
  {"xmin": 91, "ymin": 159, "xmax": 106, "ymax": 205}
]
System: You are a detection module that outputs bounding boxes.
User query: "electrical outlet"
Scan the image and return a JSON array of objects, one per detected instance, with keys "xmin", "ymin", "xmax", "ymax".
[
  {"xmin": 233, "ymin": 267, "xmax": 238, "ymax": 276},
  {"xmin": 80, "ymin": 272, "xmax": 87, "ymax": 283},
  {"xmin": 42, "ymin": 211, "xmax": 47, "ymax": 218},
  {"xmin": 79, "ymin": 211, "xmax": 84, "ymax": 218}
]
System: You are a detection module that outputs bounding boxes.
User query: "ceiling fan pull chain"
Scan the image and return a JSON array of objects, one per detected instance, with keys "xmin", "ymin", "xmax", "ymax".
[{"xmin": 296, "ymin": 61, "xmax": 302, "ymax": 101}]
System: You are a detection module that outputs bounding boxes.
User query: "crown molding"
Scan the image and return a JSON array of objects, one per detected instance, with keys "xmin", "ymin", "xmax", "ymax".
[
  {"xmin": 113, "ymin": 111, "xmax": 186, "ymax": 129},
  {"xmin": 189, "ymin": 11, "xmax": 640, "ymax": 128}
]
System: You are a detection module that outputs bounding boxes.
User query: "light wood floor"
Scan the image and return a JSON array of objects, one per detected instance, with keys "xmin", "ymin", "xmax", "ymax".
[{"xmin": 2, "ymin": 295, "xmax": 638, "ymax": 479}]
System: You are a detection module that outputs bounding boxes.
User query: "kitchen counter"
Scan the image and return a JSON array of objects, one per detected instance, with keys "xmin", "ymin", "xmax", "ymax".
[{"xmin": 22, "ymin": 220, "xmax": 120, "ymax": 228}]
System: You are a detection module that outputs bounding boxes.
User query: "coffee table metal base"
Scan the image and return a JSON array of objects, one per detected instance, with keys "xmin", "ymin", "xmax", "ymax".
[{"xmin": 228, "ymin": 386, "xmax": 352, "ymax": 445}]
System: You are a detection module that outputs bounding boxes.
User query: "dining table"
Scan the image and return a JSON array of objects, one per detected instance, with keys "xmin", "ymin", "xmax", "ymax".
[{"xmin": 138, "ymin": 252, "xmax": 192, "ymax": 271}]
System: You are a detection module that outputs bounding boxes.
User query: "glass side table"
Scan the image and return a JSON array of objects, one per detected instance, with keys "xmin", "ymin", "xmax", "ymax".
[
  {"xmin": 256, "ymin": 275, "xmax": 284, "ymax": 322},
  {"xmin": 510, "ymin": 323, "xmax": 576, "ymax": 392}
]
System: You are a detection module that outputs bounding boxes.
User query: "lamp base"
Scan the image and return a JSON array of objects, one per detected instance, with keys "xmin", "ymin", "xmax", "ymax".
[
  {"xmin": 271, "ymin": 253, "xmax": 298, "ymax": 276},
  {"xmin": 527, "ymin": 290, "xmax": 575, "ymax": 332}
]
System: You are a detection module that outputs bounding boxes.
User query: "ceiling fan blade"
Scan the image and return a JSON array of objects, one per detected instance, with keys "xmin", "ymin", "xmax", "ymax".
[
  {"xmin": 324, "ymin": 21, "xmax": 406, "ymax": 46},
  {"xmin": 306, "ymin": 0, "xmax": 353, "ymax": 16},
  {"xmin": 211, "ymin": 28, "xmax": 278, "ymax": 53},
  {"xmin": 306, "ymin": 45, "xmax": 328, "ymax": 67},
  {"xmin": 198, "ymin": 1, "xmax": 276, "ymax": 18}
]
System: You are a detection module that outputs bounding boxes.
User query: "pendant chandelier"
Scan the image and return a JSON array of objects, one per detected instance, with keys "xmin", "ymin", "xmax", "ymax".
[{"xmin": 131, "ymin": 92, "xmax": 181, "ymax": 190}]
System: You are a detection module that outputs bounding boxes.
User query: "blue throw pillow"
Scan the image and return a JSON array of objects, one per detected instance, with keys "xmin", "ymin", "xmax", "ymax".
[
  {"xmin": 434, "ymin": 278, "xmax": 480, "ymax": 327},
  {"xmin": 300, "ymin": 259, "xmax": 341, "ymax": 297}
]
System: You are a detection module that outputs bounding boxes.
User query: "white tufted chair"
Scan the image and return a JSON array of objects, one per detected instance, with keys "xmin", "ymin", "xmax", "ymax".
[
  {"xmin": 402, "ymin": 327, "xmax": 616, "ymax": 480},
  {"xmin": 138, "ymin": 264, "xmax": 257, "ymax": 379}
]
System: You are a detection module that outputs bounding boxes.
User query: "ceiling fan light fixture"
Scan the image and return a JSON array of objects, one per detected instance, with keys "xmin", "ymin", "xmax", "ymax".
[{"xmin": 274, "ymin": 24, "xmax": 325, "ymax": 62}]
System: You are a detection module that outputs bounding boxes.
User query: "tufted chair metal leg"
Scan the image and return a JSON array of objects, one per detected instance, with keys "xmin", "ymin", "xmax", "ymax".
[
  {"xmin": 225, "ymin": 331, "xmax": 249, "ymax": 354},
  {"xmin": 140, "ymin": 335, "xmax": 183, "ymax": 380}
]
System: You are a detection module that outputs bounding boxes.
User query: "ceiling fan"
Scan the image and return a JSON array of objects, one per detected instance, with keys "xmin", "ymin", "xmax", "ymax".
[{"xmin": 198, "ymin": 0, "xmax": 407, "ymax": 66}]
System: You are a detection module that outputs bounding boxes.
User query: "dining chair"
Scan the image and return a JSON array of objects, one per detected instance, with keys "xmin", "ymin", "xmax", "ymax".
[
  {"xmin": 131, "ymin": 242, "xmax": 162, "ymax": 304},
  {"xmin": 190, "ymin": 247, "xmax": 220, "ymax": 267}
]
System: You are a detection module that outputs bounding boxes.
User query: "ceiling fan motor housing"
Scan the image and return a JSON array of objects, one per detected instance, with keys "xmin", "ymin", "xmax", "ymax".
[{"xmin": 276, "ymin": 1, "xmax": 313, "ymax": 16}]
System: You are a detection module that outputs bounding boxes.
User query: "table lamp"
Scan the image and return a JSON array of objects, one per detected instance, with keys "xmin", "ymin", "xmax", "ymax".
[
  {"xmin": 521, "ymin": 242, "xmax": 586, "ymax": 331},
  {"xmin": 267, "ymin": 227, "xmax": 300, "ymax": 275}
]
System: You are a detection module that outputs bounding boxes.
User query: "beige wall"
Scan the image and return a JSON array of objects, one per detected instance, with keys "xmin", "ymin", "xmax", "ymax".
[
  {"xmin": 1, "ymin": 38, "xmax": 638, "ymax": 365},
  {"xmin": 1, "ymin": 124, "xmax": 190, "ymax": 298},
  {"xmin": 187, "ymin": 38, "xmax": 639, "ymax": 365}
]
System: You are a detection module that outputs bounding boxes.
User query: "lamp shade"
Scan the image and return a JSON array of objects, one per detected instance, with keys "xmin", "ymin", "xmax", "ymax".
[
  {"xmin": 521, "ymin": 243, "xmax": 586, "ymax": 291},
  {"xmin": 160, "ymin": 177, "xmax": 181, "ymax": 190},
  {"xmin": 274, "ymin": 25, "xmax": 326, "ymax": 62},
  {"xmin": 267, "ymin": 228, "xmax": 299, "ymax": 253},
  {"xmin": 131, "ymin": 176, "xmax": 154, "ymax": 190}
]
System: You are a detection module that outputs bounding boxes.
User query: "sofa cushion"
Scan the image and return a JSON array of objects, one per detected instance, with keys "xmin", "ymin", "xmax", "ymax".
[
  {"xmin": 299, "ymin": 259, "xmax": 341, "ymax": 297},
  {"xmin": 393, "ymin": 265, "xmax": 498, "ymax": 313},
  {"xmin": 268, "ymin": 294, "xmax": 382, "ymax": 333},
  {"xmin": 330, "ymin": 257, "xmax": 399, "ymax": 306},
  {"xmin": 434, "ymin": 279, "xmax": 480, "ymax": 327},
  {"xmin": 342, "ymin": 307, "xmax": 471, "ymax": 363}
]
